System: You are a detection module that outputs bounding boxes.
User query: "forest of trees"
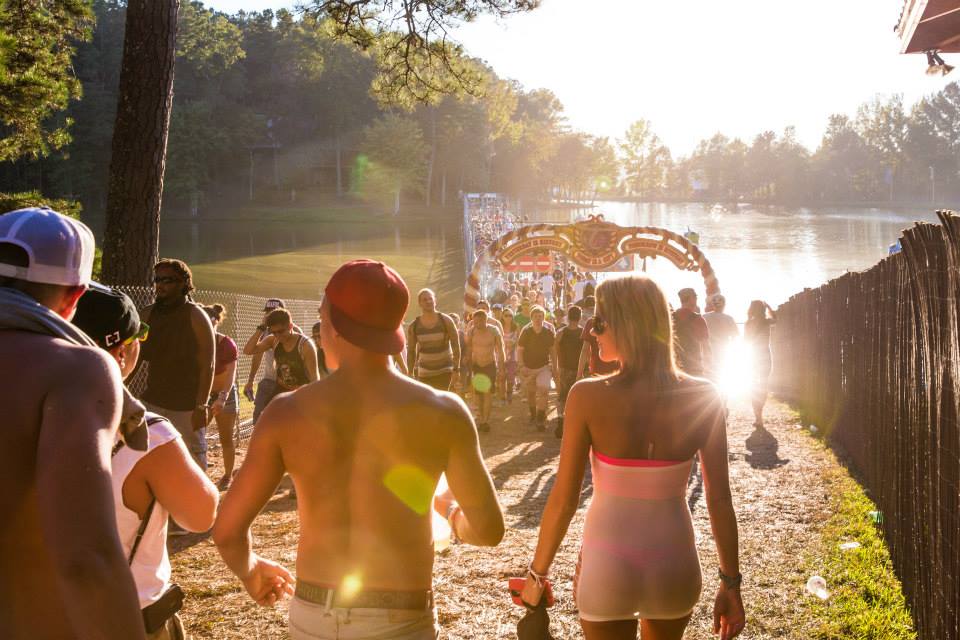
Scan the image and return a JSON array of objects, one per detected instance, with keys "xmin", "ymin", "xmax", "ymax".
[{"xmin": 2, "ymin": 1, "xmax": 960, "ymax": 217}]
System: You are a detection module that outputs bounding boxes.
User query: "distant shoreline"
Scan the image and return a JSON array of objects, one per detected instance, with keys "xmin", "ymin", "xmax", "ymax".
[{"xmin": 582, "ymin": 196, "xmax": 958, "ymax": 211}]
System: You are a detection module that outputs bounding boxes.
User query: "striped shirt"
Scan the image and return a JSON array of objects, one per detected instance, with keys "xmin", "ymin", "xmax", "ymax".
[{"xmin": 409, "ymin": 314, "xmax": 455, "ymax": 378}]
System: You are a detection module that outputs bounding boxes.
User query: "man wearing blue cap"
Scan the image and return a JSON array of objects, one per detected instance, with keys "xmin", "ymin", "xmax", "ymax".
[{"xmin": 0, "ymin": 207, "xmax": 145, "ymax": 639}]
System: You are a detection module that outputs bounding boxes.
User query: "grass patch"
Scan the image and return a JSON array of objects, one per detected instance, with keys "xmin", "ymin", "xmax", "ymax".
[
  {"xmin": 189, "ymin": 240, "xmax": 464, "ymax": 318},
  {"xmin": 805, "ymin": 453, "xmax": 916, "ymax": 639}
]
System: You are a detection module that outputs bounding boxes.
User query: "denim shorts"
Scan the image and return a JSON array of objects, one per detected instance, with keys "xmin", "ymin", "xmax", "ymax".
[{"xmin": 209, "ymin": 386, "xmax": 238, "ymax": 413}]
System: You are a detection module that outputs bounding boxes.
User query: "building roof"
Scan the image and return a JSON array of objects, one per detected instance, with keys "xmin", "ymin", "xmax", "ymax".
[{"xmin": 897, "ymin": 0, "xmax": 960, "ymax": 54}]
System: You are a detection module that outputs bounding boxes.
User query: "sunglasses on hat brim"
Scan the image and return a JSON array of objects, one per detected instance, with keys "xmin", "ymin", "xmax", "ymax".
[{"xmin": 123, "ymin": 322, "xmax": 150, "ymax": 346}]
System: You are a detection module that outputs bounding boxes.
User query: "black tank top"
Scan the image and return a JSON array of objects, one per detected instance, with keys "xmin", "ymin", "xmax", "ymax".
[
  {"xmin": 275, "ymin": 336, "xmax": 309, "ymax": 390},
  {"xmin": 140, "ymin": 301, "xmax": 199, "ymax": 411}
]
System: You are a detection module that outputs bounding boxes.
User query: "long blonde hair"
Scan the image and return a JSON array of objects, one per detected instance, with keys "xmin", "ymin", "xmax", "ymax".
[{"xmin": 596, "ymin": 274, "xmax": 678, "ymax": 387}]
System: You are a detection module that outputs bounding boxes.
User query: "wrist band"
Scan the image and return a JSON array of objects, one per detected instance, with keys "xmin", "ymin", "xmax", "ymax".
[
  {"xmin": 718, "ymin": 569, "xmax": 742, "ymax": 589},
  {"xmin": 527, "ymin": 563, "xmax": 548, "ymax": 587},
  {"xmin": 447, "ymin": 504, "xmax": 463, "ymax": 544}
]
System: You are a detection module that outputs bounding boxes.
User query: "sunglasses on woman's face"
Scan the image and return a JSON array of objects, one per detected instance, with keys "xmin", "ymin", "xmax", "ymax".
[
  {"xmin": 153, "ymin": 276, "xmax": 180, "ymax": 285},
  {"xmin": 592, "ymin": 316, "xmax": 607, "ymax": 335},
  {"xmin": 123, "ymin": 322, "xmax": 150, "ymax": 346}
]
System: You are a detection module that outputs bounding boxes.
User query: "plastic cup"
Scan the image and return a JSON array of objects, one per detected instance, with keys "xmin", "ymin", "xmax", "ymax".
[{"xmin": 805, "ymin": 575, "xmax": 830, "ymax": 600}]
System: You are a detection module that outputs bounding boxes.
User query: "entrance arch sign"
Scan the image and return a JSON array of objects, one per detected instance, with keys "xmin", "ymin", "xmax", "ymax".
[{"xmin": 464, "ymin": 215, "xmax": 720, "ymax": 311}]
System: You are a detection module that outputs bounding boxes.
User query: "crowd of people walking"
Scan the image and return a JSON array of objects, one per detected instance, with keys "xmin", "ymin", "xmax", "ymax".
[{"xmin": 0, "ymin": 205, "xmax": 757, "ymax": 640}]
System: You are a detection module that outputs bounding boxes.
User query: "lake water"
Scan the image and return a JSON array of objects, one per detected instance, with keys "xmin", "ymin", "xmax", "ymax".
[
  {"xmin": 537, "ymin": 201, "xmax": 942, "ymax": 323},
  {"xmin": 156, "ymin": 202, "xmax": 943, "ymax": 320}
]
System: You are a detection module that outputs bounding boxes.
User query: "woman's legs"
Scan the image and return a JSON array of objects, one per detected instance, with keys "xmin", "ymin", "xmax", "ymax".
[
  {"xmin": 581, "ymin": 613, "xmax": 691, "ymax": 640},
  {"xmin": 581, "ymin": 619, "xmax": 638, "ymax": 640},
  {"xmin": 640, "ymin": 614, "xmax": 692, "ymax": 640},
  {"xmin": 215, "ymin": 409, "xmax": 237, "ymax": 487}
]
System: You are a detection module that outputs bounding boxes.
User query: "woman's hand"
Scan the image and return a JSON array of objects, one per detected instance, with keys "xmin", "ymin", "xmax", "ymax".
[
  {"xmin": 433, "ymin": 488, "xmax": 455, "ymax": 516},
  {"xmin": 519, "ymin": 574, "xmax": 544, "ymax": 608},
  {"xmin": 211, "ymin": 397, "xmax": 226, "ymax": 417},
  {"xmin": 713, "ymin": 585, "xmax": 745, "ymax": 639},
  {"xmin": 240, "ymin": 555, "xmax": 295, "ymax": 607}
]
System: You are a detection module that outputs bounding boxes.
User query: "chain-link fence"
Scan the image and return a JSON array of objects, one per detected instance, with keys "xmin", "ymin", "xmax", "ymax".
[
  {"xmin": 116, "ymin": 286, "xmax": 322, "ymax": 448},
  {"xmin": 771, "ymin": 211, "xmax": 960, "ymax": 640}
]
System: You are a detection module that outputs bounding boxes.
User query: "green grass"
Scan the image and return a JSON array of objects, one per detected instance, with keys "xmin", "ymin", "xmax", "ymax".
[
  {"xmin": 189, "ymin": 238, "xmax": 465, "ymax": 320},
  {"xmin": 166, "ymin": 193, "xmax": 460, "ymax": 225},
  {"xmin": 805, "ymin": 454, "xmax": 917, "ymax": 639}
]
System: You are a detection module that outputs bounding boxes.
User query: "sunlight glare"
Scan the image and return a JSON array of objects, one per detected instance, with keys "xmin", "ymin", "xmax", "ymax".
[{"xmin": 716, "ymin": 337, "xmax": 753, "ymax": 399}]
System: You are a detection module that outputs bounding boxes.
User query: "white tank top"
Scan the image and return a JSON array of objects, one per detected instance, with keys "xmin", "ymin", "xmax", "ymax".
[
  {"xmin": 263, "ymin": 346, "xmax": 277, "ymax": 380},
  {"xmin": 111, "ymin": 413, "xmax": 180, "ymax": 608}
]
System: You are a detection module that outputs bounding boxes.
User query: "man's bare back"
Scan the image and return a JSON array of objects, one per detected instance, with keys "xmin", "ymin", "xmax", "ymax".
[
  {"xmin": 231, "ymin": 367, "xmax": 498, "ymax": 590},
  {"xmin": 215, "ymin": 262, "xmax": 503, "ymax": 626},
  {"xmin": 0, "ymin": 331, "xmax": 142, "ymax": 638}
]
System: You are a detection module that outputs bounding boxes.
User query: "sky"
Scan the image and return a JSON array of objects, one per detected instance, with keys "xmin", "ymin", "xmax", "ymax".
[{"xmin": 207, "ymin": 0, "xmax": 956, "ymax": 155}]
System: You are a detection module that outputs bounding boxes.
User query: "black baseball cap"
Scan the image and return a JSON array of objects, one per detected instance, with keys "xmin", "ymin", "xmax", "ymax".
[
  {"xmin": 264, "ymin": 298, "xmax": 285, "ymax": 312},
  {"xmin": 73, "ymin": 283, "xmax": 143, "ymax": 349}
]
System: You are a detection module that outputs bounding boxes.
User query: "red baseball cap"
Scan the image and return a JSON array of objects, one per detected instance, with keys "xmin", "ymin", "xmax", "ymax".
[{"xmin": 324, "ymin": 259, "xmax": 409, "ymax": 355}]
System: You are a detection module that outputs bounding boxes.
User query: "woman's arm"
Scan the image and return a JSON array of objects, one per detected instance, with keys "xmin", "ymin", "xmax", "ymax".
[
  {"xmin": 140, "ymin": 438, "xmax": 219, "ymax": 532},
  {"xmin": 212, "ymin": 359, "xmax": 238, "ymax": 393},
  {"xmin": 521, "ymin": 381, "xmax": 592, "ymax": 603},
  {"xmin": 210, "ymin": 359, "xmax": 238, "ymax": 416},
  {"xmin": 699, "ymin": 388, "xmax": 746, "ymax": 637}
]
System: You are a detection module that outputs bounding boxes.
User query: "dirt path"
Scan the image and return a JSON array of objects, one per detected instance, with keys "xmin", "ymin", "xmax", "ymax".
[{"xmin": 173, "ymin": 393, "xmax": 839, "ymax": 639}]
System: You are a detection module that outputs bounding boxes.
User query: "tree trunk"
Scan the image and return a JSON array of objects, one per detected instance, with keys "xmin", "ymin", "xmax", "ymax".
[
  {"xmin": 335, "ymin": 131, "xmax": 343, "ymax": 197},
  {"xmin": 425, "ymin": 106, "xmax": 436, "ymax": 208},
  {"xmin": 101, "ymin": 0, "xmax": 179, "ymax": 286}
]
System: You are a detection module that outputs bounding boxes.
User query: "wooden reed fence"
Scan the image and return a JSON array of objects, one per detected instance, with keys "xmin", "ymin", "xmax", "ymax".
[{"xmin": 771, "ymin": 211, "xmax": 960, "ymax": 640}]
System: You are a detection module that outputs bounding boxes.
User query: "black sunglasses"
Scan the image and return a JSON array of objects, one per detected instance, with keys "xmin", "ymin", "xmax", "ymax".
[
  {"xmin": 592, "ymin": 315, "xmax": 607, "ymax": 335},
  {"xmin": 153, "ymin": 276, "xmax": 181, "ymax": 285}
]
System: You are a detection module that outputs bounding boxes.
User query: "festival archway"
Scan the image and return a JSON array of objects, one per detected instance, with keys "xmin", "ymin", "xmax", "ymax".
[{"xmin": 464, "ymin": 215, "xmax": 720, "ymax": 310}]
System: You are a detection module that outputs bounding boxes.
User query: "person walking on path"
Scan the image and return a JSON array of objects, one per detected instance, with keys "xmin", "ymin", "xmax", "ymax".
[
  {"xmin": 554, "ymin": 305, "xmax": 584, "ymax": 438},
  {"xmin": 520, "ymin": 274, "xmax": 745, "ymax": 640},
  {"xmin": 246, "ymin": 308, "xmax": 319, "ymax": 394},
  {"xmin": 500, "ymin": 308, "xmax": 521, "ymax": 403},
  {"xmin": 406, "ymin": 288, "xmax": 461, "ymax": 391},
  {"xmin": 703, "ymin": 294, "xmax": 739, "ymax": 382},
  {"xmin": 673, "ymin": 287, "xmax": 712, "ymax": 378},
  {"xmin": 578, "ymin": 311, "xmax": 618, "ymax": 380},
  {"xmin": 243, "ymin": 298, "xmax": 286, "ymax": 424},
  {"xmin": 213, "ymin": 260, "xmax": 504, "ymax": 639},
  {"xmin": 203, "ymin": 304, "xmax": 240, "ymax": 490},
  {"xmin": 465, "ymin": 309, "xmax": 506, "ymax": 433},
  {"xmin": 138, "ymin": 259, "xmax": 216, "ymax": 470},
  {"xmin": 0, "ymin": 207, "xmax": 146, "ymax": 639},
  {"xmin": 745, "ymin": 300, "xmax": 777, "ymax": 428},
  {"xmin": 518, "ymin": 305, "xmax": 557, "ymax": 430},
  {"xmin": 74, "ymin": 285, "xmax": 219, "ymax": 639}
]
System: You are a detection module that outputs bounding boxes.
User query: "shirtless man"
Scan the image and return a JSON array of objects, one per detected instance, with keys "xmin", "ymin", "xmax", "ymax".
[
  {"xmin": 214, "ymin": 260, "xmax": 504, "ymax": 640},
  {"xmin": 465, "ymin": 309, "xmax": 506, "ymax": 433},
  {"xmin": 0, "ymin": 208, "xmax": 145, "ymax": 639}
]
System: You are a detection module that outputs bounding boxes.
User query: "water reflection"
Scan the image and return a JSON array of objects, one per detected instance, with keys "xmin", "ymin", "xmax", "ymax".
[
  {"xmin": 158, "ymin": 202, "xmax": 941, "ymax": 322},
  {"xmin": 530, "ymin": 201, "xmax": 941, "ymax": 322}
]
